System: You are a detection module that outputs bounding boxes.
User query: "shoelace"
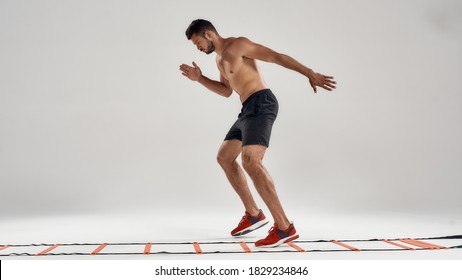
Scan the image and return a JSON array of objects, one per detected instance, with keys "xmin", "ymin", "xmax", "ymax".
[
  {"xmin": 238, "ymin": 214, "xmax": 248, "ymax": 226},
  {"xmin": 267, "ymin": 226, "xmax": 277, "ymax": 235},
  {"xmin": 258, "ymin": 226, "xmax": 278, "ymax": 241}
]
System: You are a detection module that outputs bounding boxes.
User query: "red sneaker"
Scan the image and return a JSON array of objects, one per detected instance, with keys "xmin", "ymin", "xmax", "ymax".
[
  {"xmin": 231, "ymin": 209, "xmax": 269, "ymax": 237},
  {"xmin": 255, "ymin": 223, "xmax": 299, "ymax": 247}
]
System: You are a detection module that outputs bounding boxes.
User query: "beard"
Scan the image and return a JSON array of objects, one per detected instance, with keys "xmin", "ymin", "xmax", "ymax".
[{"xmin": 205, "ymin": 39, "xmax": 215, "ymax": 54}]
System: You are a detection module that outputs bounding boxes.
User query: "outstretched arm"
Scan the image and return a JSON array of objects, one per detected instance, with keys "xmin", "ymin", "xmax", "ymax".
[
  {"xmin": 237, "ymin": 37, "xmax": 336, "ymax": 93},
  {"xmin": 179, "ymin": 62, "xmax": 233, "ymax": 97}
]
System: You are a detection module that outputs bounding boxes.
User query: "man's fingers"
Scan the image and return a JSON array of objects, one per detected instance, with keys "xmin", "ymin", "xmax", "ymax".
[
  {"xmin": 192, "ymin": 61, "xmax": 199, "ymax": 68},
  {"xmin": 179, "ymin": 65, "xmax": 189, "ymax": 72},
  {"xmin": 322, "ymin": 75, "xmax": 336, "ymax": 85},
  {"xmin": 325, "ymin": 82, "xmax": 336, "ymax": 89},
  {"xmin": 318, "ymin": 76, "xmax": 337, "ymax": 91},
  {"xmin": 308, "ymin": 73, "xmax": 337, "ymax": 93},
  {"xmin": 320, "ymin": 85, "xmax": 333, "ymax": 91},
  {"xmin": 321, "ymin": 81, "xmax": 336, "ymax": 90},
  {"xmin": 179, "ymin": 64, "xmax": 194, "ymax": 72},
  {"xmin": 179, "ymin": 66, "xmax": 190, "ymax": 75}
]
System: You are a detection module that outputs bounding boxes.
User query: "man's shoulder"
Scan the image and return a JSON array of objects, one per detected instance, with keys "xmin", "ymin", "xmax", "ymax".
[
  {"xmin": 226, "ymin": 37, "xmax": 252, "ymax": 52},
  {"xmin": 230, "ymin": 37, "xmax": 251, "ymax": 45}
]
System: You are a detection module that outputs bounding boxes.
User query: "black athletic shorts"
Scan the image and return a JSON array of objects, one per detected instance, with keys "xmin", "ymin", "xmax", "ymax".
[{"xmin": 224, "ymin": 88, "xmax": 279, "ymax": 147}]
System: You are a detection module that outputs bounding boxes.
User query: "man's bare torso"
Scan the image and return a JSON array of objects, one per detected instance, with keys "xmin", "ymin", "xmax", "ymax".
[{"xmin": 216, "ymin": 38, "xmax": 268, "ymax": 103}]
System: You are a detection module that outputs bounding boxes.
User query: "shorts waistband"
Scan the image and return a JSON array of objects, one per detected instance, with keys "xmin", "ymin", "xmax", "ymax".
[{"xmin": 242, "ymin": 88, "xmax": 272, "ymax": 107}]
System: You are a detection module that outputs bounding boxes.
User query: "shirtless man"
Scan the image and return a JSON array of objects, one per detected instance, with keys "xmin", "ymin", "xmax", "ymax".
[{"xmin": 180, "ymin": 19, "xmax": 336, "ymax": 247}]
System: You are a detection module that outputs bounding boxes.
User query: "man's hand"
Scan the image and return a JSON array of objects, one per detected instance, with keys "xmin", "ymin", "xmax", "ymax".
[
  {"xmin": 180, "ymin": 62, "xmax": 202, "ymax": 81},
  {"xmin": 307, "ymin": 71, "xmax": 336, "ymax": 93}
]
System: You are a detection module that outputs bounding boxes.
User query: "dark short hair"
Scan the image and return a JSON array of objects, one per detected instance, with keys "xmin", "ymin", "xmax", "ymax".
[{"xmin": 185, "ymin": 19, "xmax": 218, "ymax": 40}]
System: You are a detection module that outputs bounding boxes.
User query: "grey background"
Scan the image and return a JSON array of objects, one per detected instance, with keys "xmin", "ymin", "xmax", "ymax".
[{"xmin": 1, "ymin": 0, "xmax": 461, "ymax": 220}]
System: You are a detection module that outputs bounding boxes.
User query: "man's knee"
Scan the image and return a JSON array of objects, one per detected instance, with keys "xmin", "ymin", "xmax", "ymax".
[
  {"xmin": 217, "ymin": 140, "xmax": 242, "ymax": 168},
  {"xmin": 242, "ymin": 153, "xmax": 262, "ymax": 174},
  {"xmin": 217, "ymin": 150, "xmax": 235, "ymax": 168}
]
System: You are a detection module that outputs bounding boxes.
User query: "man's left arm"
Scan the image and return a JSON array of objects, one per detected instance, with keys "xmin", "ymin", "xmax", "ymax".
[{"xmin": 237, "ymin": 37, "xmax": 336, "ymax": 93}]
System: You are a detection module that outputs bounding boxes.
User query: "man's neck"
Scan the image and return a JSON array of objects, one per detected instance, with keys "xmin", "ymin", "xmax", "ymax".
[{"xmin": 213, "ymin": 37, "xmax": 228, "ymax": 56}]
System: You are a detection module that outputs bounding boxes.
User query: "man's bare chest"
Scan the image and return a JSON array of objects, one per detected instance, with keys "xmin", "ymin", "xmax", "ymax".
[{"xmin": 217, "ymin": 53, "xmax": 242, "ymax": 77}]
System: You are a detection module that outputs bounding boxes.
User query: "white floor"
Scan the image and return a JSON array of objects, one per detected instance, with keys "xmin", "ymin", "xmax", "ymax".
[{"xmin": 1, "ymin": 208, "xmax": 461, "ymax": 260}]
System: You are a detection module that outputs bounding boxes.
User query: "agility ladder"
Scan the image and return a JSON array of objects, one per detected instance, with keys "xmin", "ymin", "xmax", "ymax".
[{"xmin": 1, "ymin": 235, "xmax": 461, "ymax": 256}]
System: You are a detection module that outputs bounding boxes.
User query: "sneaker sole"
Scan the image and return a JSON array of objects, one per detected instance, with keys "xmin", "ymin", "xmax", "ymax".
[
  {"xmin": 232, "ymin": 220, "xmax": 269, "ymax": 237},
  {"xmin": 255, "ymin": 234, "xmax": 300, "ymax": 248}
]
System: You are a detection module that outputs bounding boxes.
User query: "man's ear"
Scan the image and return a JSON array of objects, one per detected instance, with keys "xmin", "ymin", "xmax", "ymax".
[{"xmin": 204, "ymin": 30, "xmax": 213, "ymax": 40}]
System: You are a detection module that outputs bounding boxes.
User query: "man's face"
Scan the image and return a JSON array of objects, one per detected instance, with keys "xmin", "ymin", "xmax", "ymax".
[{"xmin": 191, "ymin": 33, "xmax": 215, "ymax": 54}]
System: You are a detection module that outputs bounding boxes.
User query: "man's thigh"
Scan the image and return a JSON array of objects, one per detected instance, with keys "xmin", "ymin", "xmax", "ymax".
[
  {"xmin": 218, "ymin": 140, "xmax": 243, "ymax": 162},
  {"xmin": 242, "ymin": 144, "xmax": 267, "ymax": 162}
]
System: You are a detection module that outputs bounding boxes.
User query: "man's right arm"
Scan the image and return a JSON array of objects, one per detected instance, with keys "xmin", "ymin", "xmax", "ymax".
[{"xmin": 180, "ymin": 62, "xmax": 233, "ymax": 97}]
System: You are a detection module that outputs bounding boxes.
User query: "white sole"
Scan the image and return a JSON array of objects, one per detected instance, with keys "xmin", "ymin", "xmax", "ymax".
[
  {"xmin": 232, "ymin": 219, "xmax": 269, "ymax": 236},
  {"xmin": 256, "ymin": 234, "xmax": 300, "ymax": 248}
]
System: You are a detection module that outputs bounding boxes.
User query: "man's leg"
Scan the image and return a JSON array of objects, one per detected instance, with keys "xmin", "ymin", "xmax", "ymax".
[
  {"xmin": 241, "ymin": 144, "xmax": 290, "ymax": 230},
  {"xmin": 217, "ymin": 140, "xmax": 259, "ymax": 216}
]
